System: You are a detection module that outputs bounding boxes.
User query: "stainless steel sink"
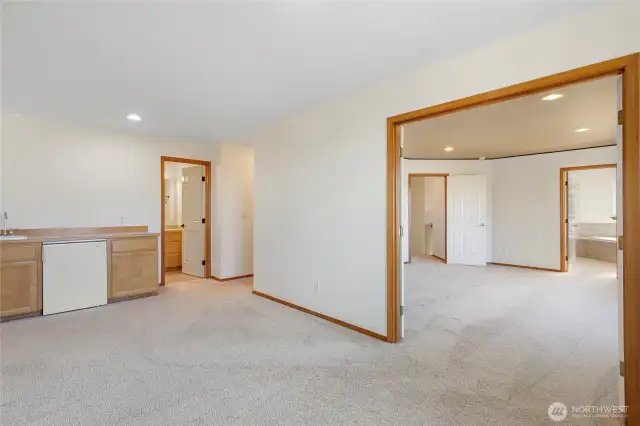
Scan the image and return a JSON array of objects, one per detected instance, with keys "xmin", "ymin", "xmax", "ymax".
[{"xmin": 0, "ymin": 235, "xmax": 27, "ymax": 241}]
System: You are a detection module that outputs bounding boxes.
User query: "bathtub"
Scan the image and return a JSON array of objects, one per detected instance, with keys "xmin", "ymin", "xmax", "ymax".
[{"xmin": 576, "ymin": 236, "xmax": 617, "ymax": 263}]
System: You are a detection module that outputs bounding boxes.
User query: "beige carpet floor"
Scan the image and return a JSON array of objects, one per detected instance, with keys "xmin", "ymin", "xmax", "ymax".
[
  {"xmin": 1, "ymin": 258, "xmax": 620, "ymax": 425},
  {"xmin": 165, "ymin": 271, "xmax": 201, "ymax": 284}
]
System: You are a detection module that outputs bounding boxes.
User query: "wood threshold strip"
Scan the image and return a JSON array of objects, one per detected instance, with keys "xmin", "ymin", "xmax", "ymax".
[
  {"xmin": 212, "ymin": 274, "xmax": 254, "ymax": 282},
  {"xmin": 488, "ymin": 262, "xmax": 561, "ymax": 273},
  {"xmin": 432, "ymin": 255, "xmax": 446, "ymax": 263},
  {"xmin": 252, "ymin": 290, "xmax": 388, "ymax": 342}
]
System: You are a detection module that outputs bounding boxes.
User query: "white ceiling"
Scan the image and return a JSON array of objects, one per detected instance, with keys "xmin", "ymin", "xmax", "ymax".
[
  {"xmin": 402, "ymin": 76, "xmax": 618, "ymax": 159},
  {"xmin": 3, "ymin": 1, "xmax": 598, "ymax": 143}
]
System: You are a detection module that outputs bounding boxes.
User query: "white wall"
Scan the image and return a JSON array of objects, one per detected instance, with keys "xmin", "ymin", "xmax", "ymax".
[
  {"xmin": 213, "ymin": 143, "xmax": 254, "ymax": 279},
  {"xmin": 0, "ymin": 120, "xmax": 3, "ymax": 222},
  {"xmin": 409, "ymin": 177, "xmax": 425, "ymax": 257},
  {"xmin": 572, "ymin": 167, "xmax": 616, "ymax": 224},
  {"xmin": 2, "ymin": 114, "xmax": 218, "ymax": 231},
  {"xmin": 0, "ymin": 121, "xmax": 3, "ymax": 219},
  {"xmin": 251, "ymin": 2, "xmax": 640, "ymax": 336},
  {"xmin": 0, "ymin": 7, "xmax": 4, "ymax": 218},
  {"xmin": 425, "ymin": 177, "xmax": 446, "ymax": 260},
  {"xmin": 492, "ymin": 146, "xmax": 617, "ymax": 270},
  {"xmin": 402, "ymin": 159, "xmax": 492, "ymax": 264},
  {"xmin": 2, "ymin": 114, "xmax": 253, "ymax": 280}
]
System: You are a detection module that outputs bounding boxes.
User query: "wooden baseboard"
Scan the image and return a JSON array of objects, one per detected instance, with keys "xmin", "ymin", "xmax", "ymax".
[
  {"xmin": 432, "ymin": 255, "xmax": 446, "ymax": 263},
  {"xmin": 108, "ymin": 291, "xmax": 159, "ymax": 304},
  {"xmin": 0, "ymin": 311, "xmax": 42, "ymax": 322},
  {"xmin": 488, "ymin": 262, "xmax": 561, "ymax": 272},
  {"xmin": 252, "ymin": 290, "xmax": 388, "ymax": 342},
  {"xmin": 212, "ymin": 274, "xmax": 254, "ymax": 282}
]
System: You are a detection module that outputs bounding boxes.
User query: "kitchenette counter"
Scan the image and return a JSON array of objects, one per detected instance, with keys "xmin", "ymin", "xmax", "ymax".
[
  {"xmin": 0, "ymin": 232, "xmax": 160, "ymax": 244},
  {"xmin": 0, "ymin": 226, "xmax": 160, "ymax": 321}
]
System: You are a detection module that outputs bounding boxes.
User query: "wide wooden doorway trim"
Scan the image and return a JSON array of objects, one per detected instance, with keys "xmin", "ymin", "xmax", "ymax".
[
  {"xmin": 160, "ymin": 156, "xmax": 212, "ymax": 285},
  {"xmin": 559, "ymin": 163, "xmax": 618, "ymax": 273},
  {"xmin": 407, "ymin": 173, "xmax": 448, "ymax": 264},
  {"xmin": 387, "ymin": 54, "xmax": 639, "ymax": 423}
]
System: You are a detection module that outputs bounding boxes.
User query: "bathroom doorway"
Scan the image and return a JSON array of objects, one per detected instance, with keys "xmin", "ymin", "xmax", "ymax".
[
  {"xmin": 160, "ymin": 156, "xmax": 211, "ymax": 285},
  {"xmin": 561, "ymin": 164, "xmax": 618, "ymax": 273}
]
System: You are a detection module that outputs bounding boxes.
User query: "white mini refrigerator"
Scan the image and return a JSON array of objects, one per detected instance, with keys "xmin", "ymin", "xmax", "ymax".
[{"xmin": 43, "ymin": 240, "xmax": 108, "ymax": 315}]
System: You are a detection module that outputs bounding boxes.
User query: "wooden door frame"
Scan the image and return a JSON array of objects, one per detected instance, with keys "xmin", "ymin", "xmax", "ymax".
[
  {"xmin": 387, "ymin": 54, "xmax": 639, "ymax": 422},
  {"xmin": 160, "ymin": 156, "xmax": 212, "ymax": 285},
  {"xmin": 407, "ymin": 173, "xmax": 448, "ymax": 264},
  {"xmin": 560, "ymin": 163, "xmax": 618, "ymax": 273}
]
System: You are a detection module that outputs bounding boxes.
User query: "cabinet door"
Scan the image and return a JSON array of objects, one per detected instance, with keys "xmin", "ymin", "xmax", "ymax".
[
  {"xmin": 1, "ymin": 261, "xmax": 40, "ymax": 317},
  {"xmin": 166, "ymin": 231, "xmax": 182, "ymax": 243},
  {"xmin": 110, "ymin": 250, "xmax": 158, "ymax": 299},
  {"xmin": 166, "ymin": 252, "xmax": 181, "ymax": 269}
]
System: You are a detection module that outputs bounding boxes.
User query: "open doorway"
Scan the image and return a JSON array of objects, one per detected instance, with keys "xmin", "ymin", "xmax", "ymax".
[
  {"xmin": 160, "ymin": 156, "xmax": 211, "ymax": 285},
  {"xmin": 407, "ymin": 174, "xmax": 447, "ymax": 264},
  {"xmin": 561, "ymin": 164, "xmax": 617, "ymax": 273},
  {"xmin": 397, "ymin": 72, "xmax": 626, "ymax": 418}
]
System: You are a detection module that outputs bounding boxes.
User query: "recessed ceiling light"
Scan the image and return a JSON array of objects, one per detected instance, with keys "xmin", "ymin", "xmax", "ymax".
[
  {"xmin": 444, "ymin": 147, "xmax": 455, "ymax": 152},
  {"xmin": 574, "ymin": 128, "xmax": 591, "ymax": 133},
  {"xmin": 542, "ymin": 93, "xmax": 564, "ymax": 101},
  {"xmin": 479, "ymin": 156, "xmax": 486, "ymax": 160},
  {"xmin": 127, "ymin": 113, "xmax": 142, "ymax": 121}
]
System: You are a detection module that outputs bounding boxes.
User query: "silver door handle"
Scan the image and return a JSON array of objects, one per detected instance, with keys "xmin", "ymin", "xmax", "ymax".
[{"xmin": 478, "ymin": 223, "xmax": 486, "ymax": 227}]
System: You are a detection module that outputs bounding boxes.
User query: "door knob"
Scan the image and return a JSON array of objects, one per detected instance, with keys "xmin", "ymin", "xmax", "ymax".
[{"xmin": 478, "ymin": 223, "xmax": 486, "ymax": 227}]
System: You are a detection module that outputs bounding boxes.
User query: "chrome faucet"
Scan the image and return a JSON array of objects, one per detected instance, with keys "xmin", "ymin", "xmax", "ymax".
[{"xmin": 1, "ymin": 212, "xmax": 13, "ymax": 236}]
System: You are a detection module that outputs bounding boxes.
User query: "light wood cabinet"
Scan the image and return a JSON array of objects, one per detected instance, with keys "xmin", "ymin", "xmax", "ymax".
[
  {"xmin": 164, "ymin": 229, "xmax": 182, "ymax": 270},
  {"xmin": 108, "ymin": 237, "xmax": 158, "ymax": 300},
  {"xmin": 1, "ymin": 229, "xmax": 159, "ymax": 321},
  {"xmin": 1, "ymin": 243, "xmax": 42, "ymax": 318},
  {"xmin": 112, "ymin": 237, "xmax": 157, "ymax": 253}
]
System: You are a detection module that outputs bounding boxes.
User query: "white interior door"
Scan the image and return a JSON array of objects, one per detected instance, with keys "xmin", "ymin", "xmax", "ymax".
[
  {"xmin": 399, "ymin": 128, "xmax": 405, "ymax": 339},
  {"xmin": 567, "ymin": 173, "xmax": 580, "ymax": 268},
  {"xmin": 181, "ymin": 166, "xmax": 206, "ymax": 277},
  {"xmin": 447, "ymin": 175, "xmax": 487, "ymax": 266},
  {"xmin": 616, "ymin": 75, "xmax": 624, "ymax": 405}
]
